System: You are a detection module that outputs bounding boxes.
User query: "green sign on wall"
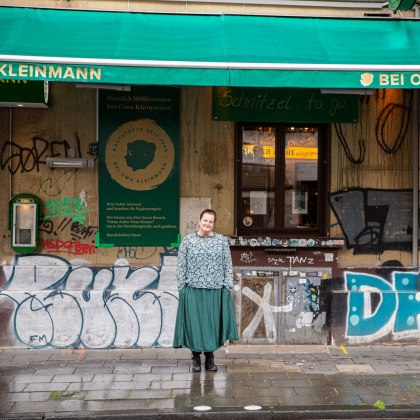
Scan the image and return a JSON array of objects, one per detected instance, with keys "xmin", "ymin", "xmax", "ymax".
[
  {"xmin": 0, "ymin": 79, "xmax": 48, "ymax": 108},
  {"xmin": 98, "ymin": 86, "xmax": 179, "ymax": 246},
  {"xmin": 213, "ymin": 87, "xmax": 359, "ymax": 123},
  {"xmin": 388, "ymin": 0, "xmax": 416, "ymax": 11}
]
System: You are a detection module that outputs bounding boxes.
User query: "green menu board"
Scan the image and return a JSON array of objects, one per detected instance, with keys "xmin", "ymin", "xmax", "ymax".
[
  {"xmin": 213, "ymin": 87, "xmax": 359, "ymax": 123},
  {"xmin": 98, "ymin": 86, "xmax": 179, "ymax": 246}
]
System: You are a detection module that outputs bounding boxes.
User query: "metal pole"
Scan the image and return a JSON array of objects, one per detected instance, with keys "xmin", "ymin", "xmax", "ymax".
[{"xmin": 412, "ymin": 89, "xmax": 419, "ymax": 269}]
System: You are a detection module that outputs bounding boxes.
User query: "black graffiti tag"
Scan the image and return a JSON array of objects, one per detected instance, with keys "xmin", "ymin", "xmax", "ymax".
[{"xmin": 1, "ymin": 135, "xmax": 82, "ymax": 174}]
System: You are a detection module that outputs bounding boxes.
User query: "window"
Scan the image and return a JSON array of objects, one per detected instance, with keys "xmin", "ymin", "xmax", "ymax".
[{"xmin": 236, "ymin": 123, "xmax": 328, "ymax": 236}]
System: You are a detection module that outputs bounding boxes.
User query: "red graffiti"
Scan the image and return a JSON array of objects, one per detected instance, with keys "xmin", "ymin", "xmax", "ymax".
[{"xmin": 41, "ymin": 239, "xmax": 95, "ymax": 255}]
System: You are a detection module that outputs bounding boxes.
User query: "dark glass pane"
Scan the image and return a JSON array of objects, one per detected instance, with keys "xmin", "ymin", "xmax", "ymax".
[
  {"xmin": 240, "ymin": 126, "xmax": 276, "ymax": 229},
  {"xmin": 284, "ymin": 126, "xmax": 318, "ymax": 228}
]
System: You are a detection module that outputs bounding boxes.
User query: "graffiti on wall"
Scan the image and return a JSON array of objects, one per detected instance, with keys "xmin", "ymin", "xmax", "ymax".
[
  {"xmin": 236, "ymin": 270, "xmax": 327, "ymax": 344},
  {"xmin": 37, "ymin": 193, "xmax": 94, "ymax": 253},
  {"xmin": 289, "ymin": 279, "xmax": 321, "ymax": 329},
  {"xmin": 39, "ymin": 218, "xmax": 97, "ymax": 242},
  {"xmin": 116, "ymin": 246, "xmax": 159, "ymax": 261},
  {"xmin": 0, "ymin": 255, "xmax": 334, "ymax": 348},
  {"xmin": 0, "ymin": 133, "xmax": 93, "ymax": 197},
  {"xmin": 240, "ymin": 275, "xmax": 292, "ymax": 343},
  {"xmin": 330, "ymin": 188, "xmax": 416, "ymax": 254},
  {"xmin": 44, "ymin": 197, "xmax": 88, "ymax": 224},
  {"xmin": 40, "ymin": 239, "xmax": 95, "ymax": 255},
  {"xmin": 344, "ymin": 270, "xmax": 420, "ymax": 344},
  {"xmin": 0, "ymin": 252, "xmax": 178, "ymax": 348},
  {"xmin": 0, "ymin": 134, "xmax": 84, "ymax": 174}
]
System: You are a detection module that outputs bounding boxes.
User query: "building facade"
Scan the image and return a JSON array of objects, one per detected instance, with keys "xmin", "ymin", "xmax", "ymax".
[{"xmin": 1, "ymin": 0, "xmax": 420, "ymax": 348}]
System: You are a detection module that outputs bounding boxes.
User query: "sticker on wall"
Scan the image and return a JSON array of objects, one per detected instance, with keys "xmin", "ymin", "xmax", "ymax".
[{"xmin": 243, "ymin": 216, "xmax": 253, "ymax": 226}]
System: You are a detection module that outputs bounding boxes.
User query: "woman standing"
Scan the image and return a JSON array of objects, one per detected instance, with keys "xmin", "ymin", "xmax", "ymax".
[{"xmin": 173, "ymin": 209, "xmax": 239, "ymax": 372}]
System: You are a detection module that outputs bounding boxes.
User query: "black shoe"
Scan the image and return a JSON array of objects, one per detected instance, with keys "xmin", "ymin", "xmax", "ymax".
[
  {"xmin": 204, "ymin": 352, "xmax": 218, "ymax": 371},
  {"xmin": 192, "ymin": 351, "xmax": 201, "ymax": 372}
]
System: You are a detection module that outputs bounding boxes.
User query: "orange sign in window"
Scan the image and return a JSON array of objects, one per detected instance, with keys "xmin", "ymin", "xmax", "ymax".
[{"xmin": 285, "ymin": 147, "xmax": 318, "ymax": 159}]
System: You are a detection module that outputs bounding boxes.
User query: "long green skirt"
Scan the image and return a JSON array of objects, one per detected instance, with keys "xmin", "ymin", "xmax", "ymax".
[{"xmin": 173, "ymin": 286, "xmax": 239, "ymax": 352}]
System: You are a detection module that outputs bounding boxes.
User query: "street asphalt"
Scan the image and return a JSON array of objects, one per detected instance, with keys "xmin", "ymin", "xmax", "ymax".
[{"xmin": 0, "ymin": 344, "xmax": 420, "ymax": 419}]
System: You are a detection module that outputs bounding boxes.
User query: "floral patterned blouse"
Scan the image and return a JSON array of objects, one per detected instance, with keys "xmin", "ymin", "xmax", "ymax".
[{"xmin": 176, "ymin": 231, "xmax": 234, "ymax": 291}]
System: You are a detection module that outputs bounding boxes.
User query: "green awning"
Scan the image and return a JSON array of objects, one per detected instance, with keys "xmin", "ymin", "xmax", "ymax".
[{"xmin": 1, "ymin": 6, "xmax": 420, "ymax": 88}]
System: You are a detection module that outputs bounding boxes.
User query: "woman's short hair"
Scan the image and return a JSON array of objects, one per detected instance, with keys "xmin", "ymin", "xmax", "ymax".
[{"xmin": 200, "ymin": 208, "xmax": 217, "ymax": 222}]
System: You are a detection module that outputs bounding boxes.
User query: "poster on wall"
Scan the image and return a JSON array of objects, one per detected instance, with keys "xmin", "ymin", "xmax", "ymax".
[{"xmin": 98, "ymin": 86, "xmax": 179, "ymax": 246}]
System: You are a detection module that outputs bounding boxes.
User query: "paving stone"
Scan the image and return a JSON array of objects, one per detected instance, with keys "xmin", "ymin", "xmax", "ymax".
[
  {"xmin": 270, "ymin": 379, "xmax": 312, "ymax": 387},
  {"xmin": 52, "ymin": 374, "xmax": 94, "ymax": 382},
  {"xmin": 0, "ymin": 367, "xmax": 36, "ymax": 375},
  {"xmin": 10, "ymin": 400, "xmax": 60, "ymax": 412},
  {"xmin": 254, "ymin": 387, "xmax": 298, "ymax": 399},
  {"xmin": 1, "ymin": 345, "xmax": 420, "ymax": 418},
  {"xmin": 170, "ymin": 389, "xmax": 191, "ymax": 398},
  {"xmin": 191, "ymin": 396, "xmax": 235, "ymax": 407},
  {"xmin": 0, "ymin": 402, "xmax": 13, "ymax": 414},
  {"xmin": 34, "ymin": 367, "xmax": 76, "ymax": 375},
  {"xmin": 151, "ymin": 365, "xmax": 190, "ymax": 373},
  {"xmin": 109, "ymin": 380, "xmax": 151, "ymax": 390},
  {"xmin": 133, "ymin": 373, "xmax": 172, "ymax": 381},
  {"xmin": 359, "ymin": 394, "xmax": 419, "ymax": 405},
  {"xmin": 84, "ymin": 350, "xmax": 123, "ymax": 361},
  {"xmin": 84, "ymin": 389, "xmax": 130, "ymax": 400},
  {"xmin": 378, "ymin": 385, "xmax": 418, "ymax": 396},
  {"xmin": 150, "ymin": 380, "xmax": 192, "ymax": 389},
  {"xmin": 215, "ymin": 380, "xmax": 255, "ymax": 388},
  {"xmin": 13, "ymin": 352, "xmax": 54, "ymax": 362},
  {"xmin": 4, "ymin": 391, "xmax": 51, "ymax": 402},
  {"xmin": 147, "ymin": 398, "xmax": 175, "ymax": 409},
  {"xmin": 130, "ymin": 389, "xmax": 172, "ymax": 399},
  {"xmin": 73, "ymin": 367, "xmax": 114, "ymax": 375},
  {"xmin": 300, "ymin": 364, "xmax": 339, "ymax": 374},
  {"xmin": 67, "ymin": 381, "xmax": 113, "ymax": 391},
  {"xmin": 0, "ymin": 382, "xmax": 28, "ymax": 392},
  {"xmin": 121, "ymin": 349, "xmax": 158, "ymax": 360},
  {"xmin": 294, "ymin": 387, "xmax": 340, "ymax": 399},
  {"xmin": 114, "ymin": 365, "xmax": 151, "ymax": 373},
  {"xmin": 56, "ymin": 399, "xmax": 99, "ymax": 412},
  {"xmin": 25, "ymin": 382, "xmax": 69, "ymax": 392},
  {"xmin": 100, "ymin": 399, "xmax": 149, "ymax": 410},
  {"xmin": 335, "ymin": 364, "xmax": 375, "ymax": 373},
  {"xmin": 93, "ymin": 373, "xmax": 133, "ymax": 382}
]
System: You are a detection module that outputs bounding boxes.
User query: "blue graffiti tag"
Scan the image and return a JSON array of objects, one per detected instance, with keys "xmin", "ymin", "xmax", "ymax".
[{"xmin": 345, "ymin": 271, "xmax": 420, "ymax": 343}]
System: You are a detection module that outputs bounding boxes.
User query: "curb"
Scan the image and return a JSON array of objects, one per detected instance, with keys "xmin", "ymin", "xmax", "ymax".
[{"xmin": 3, "ymin": 406, "xmax": 420, "ymax": 420}]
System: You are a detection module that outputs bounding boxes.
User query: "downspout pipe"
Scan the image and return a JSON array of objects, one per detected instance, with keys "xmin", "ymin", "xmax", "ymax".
[
  {"xmin": 413, "ymin": 5, "xmax": 420, "ymax": 269},
  {"xmin": 413, "ymin": 90, "xmax": 419, "ymax": 269}
]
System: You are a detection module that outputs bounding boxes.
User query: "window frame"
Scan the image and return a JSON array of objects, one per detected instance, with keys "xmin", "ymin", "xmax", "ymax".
[{"xmin": 235, "ymin": 122, "xmax": 330, "ymax": 237}]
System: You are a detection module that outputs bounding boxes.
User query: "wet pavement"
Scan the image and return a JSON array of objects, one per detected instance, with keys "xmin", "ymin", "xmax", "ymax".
[{"xmin": 0, "ymin": 344, "xmax": 420, "ymax": 419}]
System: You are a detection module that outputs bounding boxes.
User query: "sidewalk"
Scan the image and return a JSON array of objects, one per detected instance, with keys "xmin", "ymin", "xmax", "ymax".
[{"xmin": 0, "ymin": 344, "xmax": 420, "ymax": 419}]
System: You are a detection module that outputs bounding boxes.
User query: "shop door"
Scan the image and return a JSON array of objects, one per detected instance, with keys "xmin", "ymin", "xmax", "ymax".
[
  {"xmin": 233, "ymin": 268, "xmax": 330, "ymax": 345},
  {"xmin": 277, "ymin": 273, "xmax": 327, "ymax": 344}
]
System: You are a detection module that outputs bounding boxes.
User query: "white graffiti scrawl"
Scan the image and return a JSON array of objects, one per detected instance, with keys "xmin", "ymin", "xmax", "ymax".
[
  {"xmin": 242, "ymin": 283, "xmax": 292, "ymax": 341},
  {"xmin": 0, "ymin": 253, "xmax": 179, "ymax": 349}
]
